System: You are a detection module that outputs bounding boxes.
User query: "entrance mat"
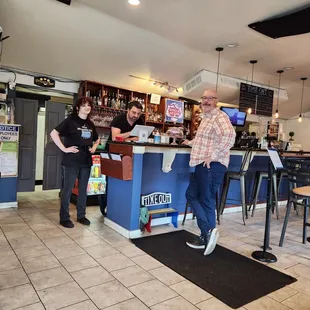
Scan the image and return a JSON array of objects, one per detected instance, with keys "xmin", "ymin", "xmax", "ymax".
[{"xmin": 132, "ymin": 230, "xmax": 297, "ymax": 309}]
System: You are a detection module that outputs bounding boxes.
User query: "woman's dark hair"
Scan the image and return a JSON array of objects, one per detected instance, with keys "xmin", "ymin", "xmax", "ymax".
[
  {"xmin": 71, "ymin": 97, "xmax": 94, "ymax": 119},
  {"xmin": 128, "ymin": 100, "xmax": 143, "ymax": 110}
]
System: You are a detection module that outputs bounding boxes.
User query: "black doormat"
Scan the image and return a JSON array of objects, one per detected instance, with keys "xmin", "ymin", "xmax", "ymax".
[{"xmin": 132, "ymin": 230, "xmax": 297, "ymax": 309}]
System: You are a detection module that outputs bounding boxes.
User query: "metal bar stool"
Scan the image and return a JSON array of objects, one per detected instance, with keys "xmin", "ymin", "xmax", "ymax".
[
  {"xmin": 219, "ymin": 149, "xmax": 252, "ymax": 225},
  {"xmin": 279, "ymin": 159, "xmax": 310, "ymax": 246},
  {"xmin": 248, "ymin": 170, "xmax": 279, "ymax": 219}
]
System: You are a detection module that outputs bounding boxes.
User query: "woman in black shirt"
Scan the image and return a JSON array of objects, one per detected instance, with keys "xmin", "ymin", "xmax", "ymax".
[{"xmin": 50, "ymin": 97, "xmax": 99, "ymax": 228}]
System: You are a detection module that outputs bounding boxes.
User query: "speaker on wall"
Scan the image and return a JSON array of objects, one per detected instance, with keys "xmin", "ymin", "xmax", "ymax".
[
  {"xmin": 248, "ymin": 5, "xmax": 310, "ymax": 39},
  {"xmin": 56, "ymin": 0, "xmax": 71, "ymax": 5}
]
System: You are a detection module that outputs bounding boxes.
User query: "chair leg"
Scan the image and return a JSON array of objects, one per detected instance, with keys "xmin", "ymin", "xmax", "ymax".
[
  {"xmin": 182, "ymin": 201, "xmax": 189, "ymax": 226},
  {"xmin": 216, "ymin": 190, "xmax": 220, "ymax": 225},
  {"xmin": 252, "ymin": 175, "xmax": 263, "ymax": 217},
  {"xmin": 240, "ymin": 176, "xmax": 246, "ymax": 225},
  {"xmin": 248, "ymin": 172, "xmax": 259, "ymax": 212},
  {"xmin": 302, "ymin": 203, "xmax": 309, "ymax": 244},
  {"xmin": 272, "ymin": 174, "xmax": 280, "ymax": 220},
  {"xmin": 279, "ymin": 200, "xmax": 293, "ymax": 247},
  {"xmin": 220, "ymin": 176, "xmax": 230, "ymax": 215}
]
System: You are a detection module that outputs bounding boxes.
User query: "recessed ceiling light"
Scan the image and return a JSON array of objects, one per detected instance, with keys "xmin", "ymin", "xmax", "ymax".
[
  {"xmin": 128, "ymin": 0, "xmax": 140, "ymax": 5},
  {"xmin": 284, "ymin": 67, "xmax": 294, "ymax": 70},
  {"xmin": 227, "ymin": 43, "xmax": 238, "ymax": 48}
]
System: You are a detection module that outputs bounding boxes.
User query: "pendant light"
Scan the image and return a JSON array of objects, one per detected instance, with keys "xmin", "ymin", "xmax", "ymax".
[
  {"xmin": 248, "ymin": 60, "xmax": 258, "ymax": 114},
  {"xmin": 298, "ymin": 77, "xmax": 307, "ymax": 122},
  {"xmin": 275, "ymin": 70, "xmax": 284, "ymax": 119},
  {"xmin": 215, "ymin": 47, "xmax": 224, "ymax": 92}
]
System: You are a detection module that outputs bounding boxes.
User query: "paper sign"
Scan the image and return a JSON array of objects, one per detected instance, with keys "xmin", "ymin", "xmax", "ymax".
[
  {"xmin": 150, "ymin": 93, "xmax": 161, "ymax": 105},
  {"xmin": 0, "ymin": 125, "xmax": 19, "ymax": 142}
]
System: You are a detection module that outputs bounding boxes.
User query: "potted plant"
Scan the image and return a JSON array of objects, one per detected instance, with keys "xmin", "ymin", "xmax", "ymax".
[{"xmin": 289, "ymin": 132, "xmax": 295, "ymax": 141}]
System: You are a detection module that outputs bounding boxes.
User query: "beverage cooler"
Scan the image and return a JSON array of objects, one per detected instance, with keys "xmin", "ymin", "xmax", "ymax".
[{"xmin": 70, "ymin": 154, "xmax": 106, "ymax": 206}]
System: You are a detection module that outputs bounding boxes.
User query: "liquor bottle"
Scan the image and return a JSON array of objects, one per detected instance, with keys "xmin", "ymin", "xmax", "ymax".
[
  {"xmin": 103, "ymin": 90, "xmax": 108, "ymax": 106},
  {"xmin": 97, "ymin": 90, "xmax": 102, "ymax": 106},
  {"xmin": 111, "ymin": 93, "xmax": 116, "ymax": 108},
  {"xmin": 107, "ymin": 92, "xmax": 112, "ymax": 107}
]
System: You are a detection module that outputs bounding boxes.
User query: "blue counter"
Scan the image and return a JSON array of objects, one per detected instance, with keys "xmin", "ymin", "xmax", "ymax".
[
  {"xmin": 0, "ymin": 177, "xmax": 18, "ymax": 209},
  {"xmin": 104, "ymin": 144, "xmax": 286, "ymax": 238}
]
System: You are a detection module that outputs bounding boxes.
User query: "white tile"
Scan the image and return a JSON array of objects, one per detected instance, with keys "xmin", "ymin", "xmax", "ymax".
[
  {"xmin": 71, "ymin": 266, "xmax": 114, "ymax": 289},
  {"xmin": 96, "ymin": 253, "xmax": 136, "ymax": 272},
  {"xmin": 85, "ymin": 280, "xmax": 134, "ymax": 309},
  {"xmin": 111, "ymin": 265, "xmax": 154, "ymax": 287},
  {"xmin": 129, "ymin": 279, "xmax": 178, "ymax": 307},
  {"xmin": 37, "ymin": 282, "xmax": 88, "ymax": 310},
  {"xmin": 170, "ymin": 280, "xmax": 212, "ymax": 305},
  {"xmin": 151, "ymin": 296, "xmax": 198, "ymax": 310},
  {"xmin": 60, "ymin": 253, "xmax": 99, "ymax": 272},
  {"xmin": 0, "ymin": 284, "xmax": 39, "ymax": 310}
]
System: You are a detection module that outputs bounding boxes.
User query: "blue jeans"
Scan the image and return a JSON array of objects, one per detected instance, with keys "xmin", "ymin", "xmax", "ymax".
[{"xmin": 186, "ymin": 162, "xmax": 227, "ymax": 235}]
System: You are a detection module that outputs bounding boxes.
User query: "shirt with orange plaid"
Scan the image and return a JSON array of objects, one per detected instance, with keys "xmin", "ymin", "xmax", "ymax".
[{"xmin": 189, "ymin": 108, "xmax": 236, "ymax": 168}]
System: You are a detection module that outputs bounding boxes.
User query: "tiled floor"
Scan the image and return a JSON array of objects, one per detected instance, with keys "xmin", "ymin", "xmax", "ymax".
[{"xmin": 0, "ymin": 188, "xmax": 310, "ymax": 309}]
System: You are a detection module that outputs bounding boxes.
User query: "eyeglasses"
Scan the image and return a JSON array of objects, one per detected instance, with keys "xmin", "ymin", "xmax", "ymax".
[{"xmin": 201, "ymin": 96, "xmax": 217, "ymax": 101}]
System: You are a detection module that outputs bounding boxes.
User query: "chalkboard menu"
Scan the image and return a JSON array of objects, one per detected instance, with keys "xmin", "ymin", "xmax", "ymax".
[{"xmin": 239, "ymin": 83, "xmax": 274, "ymax": 117}]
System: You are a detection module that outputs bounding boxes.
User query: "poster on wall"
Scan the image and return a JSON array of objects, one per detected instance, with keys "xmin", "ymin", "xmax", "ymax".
[
  {"xmin": 165, "ymin": 99, "xmax": 184, "ymax": 123},
  {"xmin": 0, "ymin": 124, "xmax": 20, "ymax": 177}
]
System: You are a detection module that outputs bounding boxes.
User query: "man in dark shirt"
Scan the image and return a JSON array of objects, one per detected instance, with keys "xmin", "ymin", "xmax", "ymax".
[
  {"xmin": 108, "ymin": 101, "xmax": 144, "ymax": 143},
  {"xmin": 101, "ymin": 101, "xmax": 143, "ymax": 215}
]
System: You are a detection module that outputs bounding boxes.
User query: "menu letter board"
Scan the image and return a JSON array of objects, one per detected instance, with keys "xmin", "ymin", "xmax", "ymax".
[{"xmin": 239, "ymin": 83, "xmax": 274, "ymax": 117}]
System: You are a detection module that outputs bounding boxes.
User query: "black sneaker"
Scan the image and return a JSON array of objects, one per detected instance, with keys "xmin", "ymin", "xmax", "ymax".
[
  {"xmin": 204, "ymin": 228, "xmax": 219, "ymax": 256},
  {"xmin": 186, "ymin": 235, "xmax": 206, "ymax": 249},
  {"xmin": 60, "ymin": 220, "xmax": 74, "ymax": 228},
  {"xmin": 77, "ymin": 217, "xmax": 91, "ymax": 225}
]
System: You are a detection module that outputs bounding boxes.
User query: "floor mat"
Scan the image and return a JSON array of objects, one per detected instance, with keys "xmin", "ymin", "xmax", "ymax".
[{"xmin": 132, "ymin": 230, "xmax": 297, "ymax": 309}]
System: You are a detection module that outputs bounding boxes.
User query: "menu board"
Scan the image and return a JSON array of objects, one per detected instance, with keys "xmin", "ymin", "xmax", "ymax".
[{"xmin": 239, "ymin": 83, "xmax": 274, "ymax": 117}]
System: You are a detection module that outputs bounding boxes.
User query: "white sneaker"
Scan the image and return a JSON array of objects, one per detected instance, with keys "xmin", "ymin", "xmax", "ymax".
[{"xmin": 204, "ymin": 228, "xmax": 219, "ymax": 256}]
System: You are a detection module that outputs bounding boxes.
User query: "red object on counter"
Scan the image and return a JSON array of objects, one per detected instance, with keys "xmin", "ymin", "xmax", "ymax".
[{"xmin": 115, "ymin": 136, "xmax": 125, "ymax": 142}]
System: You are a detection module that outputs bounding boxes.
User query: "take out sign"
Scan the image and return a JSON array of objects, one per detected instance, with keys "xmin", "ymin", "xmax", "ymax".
[{"xmin": 141, "ymin": 192, "xmax": 172, "ymax": 206}]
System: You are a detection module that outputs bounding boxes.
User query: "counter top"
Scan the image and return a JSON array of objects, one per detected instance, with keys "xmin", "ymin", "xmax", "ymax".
[{"xmin": 108, "ymin": 141, "xmax": 191, "ymax": 149}]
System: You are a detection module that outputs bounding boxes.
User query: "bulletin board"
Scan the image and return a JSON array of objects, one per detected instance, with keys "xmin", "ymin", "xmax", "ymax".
[{"xmin": 0, "ymin": 124, "xmax": 20, "ymax": 178}]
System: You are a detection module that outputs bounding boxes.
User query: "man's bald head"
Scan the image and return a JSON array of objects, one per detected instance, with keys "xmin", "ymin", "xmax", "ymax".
[{"xmin": 200, "ymin": 89, "xmax": 218, "ymax": 113}]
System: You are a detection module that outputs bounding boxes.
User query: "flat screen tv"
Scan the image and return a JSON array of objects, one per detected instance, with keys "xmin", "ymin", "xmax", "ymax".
[{"xmin": 221, "ymin": 107, "xmax": 247, "ymax": 127}]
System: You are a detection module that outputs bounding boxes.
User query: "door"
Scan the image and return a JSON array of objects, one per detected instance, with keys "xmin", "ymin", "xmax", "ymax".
[
  {"xmin": 43, "ymin": 101, "xmax": 66, "ymax": 190},
  {"xmin": 15, "ymin": 98, "xmax": 38, "ymax": 192}
]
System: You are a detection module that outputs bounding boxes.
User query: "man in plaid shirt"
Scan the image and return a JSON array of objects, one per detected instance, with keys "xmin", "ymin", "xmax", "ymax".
[{"xmin": 183, "ymin": 89, "xmax": 236, "ymax": 255}]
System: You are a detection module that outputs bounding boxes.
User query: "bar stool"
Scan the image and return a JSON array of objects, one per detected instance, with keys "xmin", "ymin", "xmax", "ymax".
[
  {"xmin": 279, "ymin": 159, "xmax": 310, "ymax": 246},
  {"xmin": 219, "ymin": 149, "xmax": 252, "ymax": 225},
  {"xmin": 248, "ymin": 170, "xmax": 279, "ymax": 219}
]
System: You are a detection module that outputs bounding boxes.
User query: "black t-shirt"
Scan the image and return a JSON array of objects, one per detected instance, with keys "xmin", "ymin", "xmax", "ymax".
[
  {"xmin": 107, "ymin": 113, "xmax": 144, "ymax": 145},
  {"xmin": 55, "ymin": 115, "xmax": 99, "ymax": 167}
]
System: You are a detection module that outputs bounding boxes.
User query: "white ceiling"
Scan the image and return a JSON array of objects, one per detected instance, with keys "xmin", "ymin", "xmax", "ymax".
[{"xmin": 0, "ymin": 0, "xmax": 310, "ymax": 118}]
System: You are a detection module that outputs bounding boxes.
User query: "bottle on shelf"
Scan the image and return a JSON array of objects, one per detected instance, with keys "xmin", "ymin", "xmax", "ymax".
[{"xmin": 103, "ymin": 90, "xmax": 108, "ymax": 107}]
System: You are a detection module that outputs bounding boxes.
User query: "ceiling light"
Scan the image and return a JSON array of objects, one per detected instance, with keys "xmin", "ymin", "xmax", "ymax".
[
  {"xmin": 227, "ymin": 43, "xmax": 238, "ymax": 48},
  {"xmin": 128, "ymin": 0, "xmax": 140, "ymax": 5},
  {"xmin": 284, "ymin": 67, "xmax": 294, "ymax": 71}
]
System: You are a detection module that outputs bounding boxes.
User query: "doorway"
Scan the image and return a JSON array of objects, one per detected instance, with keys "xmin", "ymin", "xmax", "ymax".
[{"xmin": 14, "ymin": 89, "xmax": 73, "ymax": 192}]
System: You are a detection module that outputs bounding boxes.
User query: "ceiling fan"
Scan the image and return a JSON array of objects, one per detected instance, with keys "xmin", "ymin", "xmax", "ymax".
[{"xmin": 129, "ymin": 74, "xmax": 179, "ymax": 92}]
